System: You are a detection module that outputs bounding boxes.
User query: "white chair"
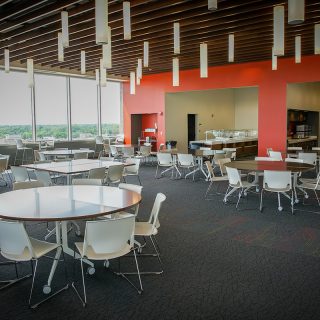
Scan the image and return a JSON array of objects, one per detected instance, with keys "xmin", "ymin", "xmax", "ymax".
[
  {"xmin": 12, "ymin": 180, "xmax": 45, "ymax": 190},
  {"xmin": 88, "ymin": 167, "xmax": 106, "ymax": 183},
  {"xmin": 136, "ymin": 145, "xmax": 151, "ymax": 164},
  {"xmin": 72, "ymin": 215, "xmax": 142, "ymax": 306},
  {"xmin": 177, "ymin": 153, "xmax": 196, "ymax": 180},
  {"xmin": 14, "ymin": 139, "xmax": 32, "ymax": 165},
  {"xmin": 123, "ymin": 158, "xmax": 141, "ymax": 185},
  {"xmin": 72, "ymin": 179, "xmax": 102, "ymax": 186},
  {"xmin": 110, "ymin": 145, "xmax": 122, "ymax": 159},
  {"xmin": 155, "ymin": 153, "xmax": 174, "ymax": 178},
  {"xmin": 130, "ymin": 193, "xmax": 166, "ymax": 275},
  {"xmin": 74, "ymin": 152, "xmax": 88, "ymax": 160},
  {"xmin": 11, "ymin": 166, "xmax": 31, "ymax": 182},
  {"xmin": 224, "ymin": 167, "xmax": 257, "ymax": 209},
  {"xmin": 205, "ymin": 161, "xmax": 229, "ymax": 199},
  {"xmin": 260, "ymin": 170, "xmax": 294, "ymax": 214},
  {"xmin": 297, "ymin": 173, "xmax": 320, "ymax": 208},
  {"xmin": 94, "ymin": 136, "xmax": 104, "ymax": 156},
  {"xmin": 122, "ymin": 147, "xmax": 135, "ymax": 158},
  {"xmin": 268, "ymin": 151, "xmax": 283, "ymax": 160},
  {"xmin": 34, "ymin": 150, "xmax": 47, "ymax": 162},
  {"xmin": 0, "ymin": 155, "xmax": 10, "ymax": 186},
  {"xmin": 248, "ymin": 156, "xmax": 281, "ymax": 182},
  {"xmin": 287, "ymin": 146, "xmax": 302, "ymax": 158},
  {"xmin": 216, "ymin": 158, "xmax": 231, "ymax": 176},
  {"xmin": 0, "ymin": 220, "xmax": 68, "ymax": 308},
  {"xmin": 298, "ymin": 152, "xmax": 317, "ymax": 165},
  {"xmin": 34, "ymin": 170, "xmax": 54, "ymax": 187},
  {"xmin": 105, "ymin": 164, "xmax": 124, "ymax": 185}
]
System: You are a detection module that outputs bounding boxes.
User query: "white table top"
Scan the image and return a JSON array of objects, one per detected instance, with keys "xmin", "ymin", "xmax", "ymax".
[
  {"xmin": 22, "ymin": 159, "xmax": 129, "ymax": 174},
  {"xmin": 40, "ymin": 149, "xmax": 94, "ymax": 156},
  {"xmin": 0, "ymin": 185, "xmax": 141, "ymax": 221}
]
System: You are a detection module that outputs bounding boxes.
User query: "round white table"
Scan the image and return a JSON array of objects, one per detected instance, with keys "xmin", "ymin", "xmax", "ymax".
[{"xmin": 0, "ymin": 185, "xmax": 141, "ymax": 293}]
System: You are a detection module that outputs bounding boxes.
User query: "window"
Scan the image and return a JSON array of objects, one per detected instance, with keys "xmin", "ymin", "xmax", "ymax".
[
  {"xmin": 35, "ymin": 74, "xmax": 68, "ymax": 140},
  {"xmin": 101, "ymin": 81, "xmax": 121, "ymax": 136},
  {"xmin": 0, "ymin": 70, "xmax": 32, "ymax": 141},
  {"xmin": 70, "ymin": 77, "xmax": 98, "ymax": 139}
]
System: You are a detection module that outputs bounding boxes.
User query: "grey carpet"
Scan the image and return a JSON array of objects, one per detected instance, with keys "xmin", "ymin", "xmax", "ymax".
[{"xmin": 1, "ymin": 166, "xmax": 320, "ymax": 320}]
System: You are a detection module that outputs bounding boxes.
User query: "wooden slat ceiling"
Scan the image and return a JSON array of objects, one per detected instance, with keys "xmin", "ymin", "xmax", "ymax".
[{"xmin": 0, "ymin": 0, "xmax": 319, "ymax": 79}]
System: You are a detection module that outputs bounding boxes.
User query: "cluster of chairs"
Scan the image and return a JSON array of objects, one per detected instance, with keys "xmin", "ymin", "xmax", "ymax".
[{"xmin": 0, "ymin": 180, "xmax": 167, "ymax": 308}]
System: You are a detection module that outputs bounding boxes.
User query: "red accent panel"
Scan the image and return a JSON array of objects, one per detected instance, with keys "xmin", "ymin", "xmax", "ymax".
[{"xmin": 123, "ymin": 56, "xmax": 320, "ymax": 154}]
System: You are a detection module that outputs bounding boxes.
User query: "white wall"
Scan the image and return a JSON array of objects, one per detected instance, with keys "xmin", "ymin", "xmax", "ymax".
[
  {"xmin": 287, "ymin": 82, "xmax": 320, "ymax": 111},
  {"xmin": 165, "ymin": 87, "xmax": 258, "ymax": 152},
  {"xmin": 234, "ymin": 87, "xmax": 258, "ymax": 129}
]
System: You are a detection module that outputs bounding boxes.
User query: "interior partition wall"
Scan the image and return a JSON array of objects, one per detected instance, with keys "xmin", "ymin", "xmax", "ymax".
[{"xmin": 0, "ymin": 70, "xmax": 122, "ymax": 142}]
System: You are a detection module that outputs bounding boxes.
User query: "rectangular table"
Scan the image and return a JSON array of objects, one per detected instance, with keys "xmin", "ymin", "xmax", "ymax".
[{"xmin": 22, "ymin": 159, "xmax": 131, "ymax": 184}]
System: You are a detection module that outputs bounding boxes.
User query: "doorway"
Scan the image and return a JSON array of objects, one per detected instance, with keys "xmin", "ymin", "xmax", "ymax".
[{"xmin": 187, "ymin": 114, "xmax": 197, "ymax": 144}]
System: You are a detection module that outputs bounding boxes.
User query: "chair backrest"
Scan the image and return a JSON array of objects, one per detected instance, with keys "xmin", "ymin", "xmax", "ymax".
[
  {"xmin": 122, "ymin": 147, "xmax": 135, "ymax": 157},
  {"xmin": 177, "ymin": 153, "xmax": 194, "ymax": 166},
  {"xmin": 82, "ymin": 215, "xmax": 135, "ymax": 256},
  {"xmin": 287, "ymin": 146, "xmax": 302, "ymax": 151},
  {"xmin": 34, "ymin": 170, "xmax": 53, "ymax": 186},
  {"xmin": 110, "ymin": 145, "xmax": 118, "ymax": 156},
  {"xmin": 13, "ymin": 180, "xmax": 45, "ymax": 190},
  {"xmin": 157, "ymin": 152, "xmax": 172, "ymax": 165},
  {"xmin": 205, "ymin": 160, "xmax": 216, "ymax": 180},
  {"xmin": 16, "ymin": 139, "xmax": 24, "ymax": 149},
  {"xmin": 106, "ymin": 164, "xmax": 124, "ymax": 183},
  {"xmin": 103, "ymin": 143, "xmax": 111, "ymax": 155},
  {"xmin": 226, "ymin": 166, "xmax": 242, "ymax": 187},
  {"xmin": 284, "ymin": 157, "xmax": 303, "ymax": 163},
  {"xmin": 200, "ymin": 147, "xmax": 211, "ymax": 150},
  {"xmin": 140, "ymin": 145, "xmax": 151, "ymax": 156},
  {"xmin": 0, "ymin": 156, "xmax": 9, "ymax": 172},
  {"xmin": 72, "ymin": 178, "xmax": 102, "ymax": 185},
  {"xmin": 217, "ymin": 158, "xmax": 231, "ymax": 176},
  {"xmin": 95, "ymin": 136, "xmax": 104, "ymax": 144},
  {"xmin": 88, "ymin": 167, "xmax": 106, "ymax": 179},
  {"xmin": 34, "ymin": 150, "xmax": 46, "ymax": 162},
  {"xmin": 99, "ymin": 156, "xmax": 114, "ymax": 161},
  {"xmin": 74, "ymin": 152, "xmax": 88, "ymax": 160},
  {"xmin": 11, "ymin": 166, "xmax": 30, "ymax": 182},
  {"xmin": 255, "ymin": 156, "xmax": 279, "ymax": 161},
  {"xmin": 263, "ymin": 170, "xmax": 292, "ymax": 189},
  {"xmin": 268, "ymin": 151, "xmax": 283, "ymax": 160},
  {"xmin": 266, "ymin": 148, "xmax": 273, "ymax": 156},
  {"xmin": 0, "ymin": 220, "xmax": 34, "ymax": 261},
  {"xmin": 298, "ymin": 152, "xmax": 317, "ymax": 165},
  {"xmin": 148, "ymin": 193, "xmax": 166, "ymax": 230},
  {"xmin": 159, "ymin": 143, "xmax": 165, "ymax": 151},
  {"xmin": 124, "ymin": 158, "xmax": 140, "ymax": 174},
  {"xmin": 119, "ymin": 183, "xmax": 143, "ymax": 216}
]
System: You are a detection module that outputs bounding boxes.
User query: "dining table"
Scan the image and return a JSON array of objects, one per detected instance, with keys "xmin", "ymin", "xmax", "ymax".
[
  {"xmin": 0, "ymin": 185, "xmax": 141, "ymax": 295},
  {"xmin": 40, "ymin": 148, "xmax": 95, "ymax": 159}
]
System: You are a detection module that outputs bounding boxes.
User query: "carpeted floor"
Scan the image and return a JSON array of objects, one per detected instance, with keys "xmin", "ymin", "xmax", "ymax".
[{"xmin": 1, "ymin": 165, "xmax": 320, "ymax": 320}]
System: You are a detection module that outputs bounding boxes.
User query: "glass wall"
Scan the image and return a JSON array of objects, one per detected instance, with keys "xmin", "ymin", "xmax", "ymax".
[
  {"xmin": 70, "ymin": 77, "xmax": 98, "ymax": 139},
  {"xmin": 35, "ymin": 74, "xmax": 68, "ymax": 140},
  {"xmin": 101, "ymin": 81, "xmax": 121, "ymax": 135},
  {"xmin": 0, "ymin": 70, "xmax": 32, "ymax": 142},
  {"xmin": 0, "ymin": 70, "xmax": 122, "ymax": 142}
]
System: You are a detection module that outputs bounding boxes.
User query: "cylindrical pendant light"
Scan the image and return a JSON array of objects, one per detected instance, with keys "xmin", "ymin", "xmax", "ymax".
[
  {"xmin": 4, "ymin": 49, "xmax": 9, "ymax": 73},
  {"xmin": 200, "ymin": 43, "xmax": 208, "ymax": 78},
  {"xmin": 95, "ymin": 69, "xmax": 100, "ymax": 85},
  {"xmin": 80, "ymin": 51, "xmax": 86, "ymax": 74},
  {"xmin": 143, "ymin": 41, "xmax": 149, "ymax": 67},
  {"xmin": 61, "ymin": 11, "xmax": 69, "ymax": 47},
  {"xmin": 95, "ymin": 0, "xmax": 108, "ymax": 44},
  {"xmin": 137, "ymin": 58, "xmax": 142, "ymax": 79},
  {"xmin": 123, "ymin": 1, "xmax": 131, "ymax": 40},
  {"xmin": 174, "ymin": 22, "xmax": 180, "ymax": 54},
  {"xmin": 172, "ymin": 57, "xmax": 179, "ymax": 87},
  {"xmin": 102, "ymin": 41, "xmax": 111, "ymax": 69},
  {"xmin": 315, "ymin": 24, "xmax": 320, "ymax": 54},
  {"xmin": 288, "ymin": 0, "xmax": 305, "ymax": 25},
  {"xmin": 100, "ymin": 59, "xmax": 107, "ymax": 87},
  {"xmin": 58, "ymin": 32, "xmax": 64, "ymax": 62},
  {"xmin": 136, "ymin": 67, "xmax": 141, "ymax": 85},
  {"xmin": 228, "ymin": 34, "xmax": 234, "ymax": 62},
  {"xmin": 27, "ymin": 58, "xmax": 34, "ymax": 88},
  {"xmin": 107, "ymin": 26, "xmax": 112, "ymax": 68},
  {"xmin": 272, "ymin": 47, "xmax": 277, "ymax": 70},
  {"xmin": 295, "ymin": 35, "xmax": 301, "ymax": 63},
  {"xmin": 273, "ymin": 5, "xmax": 285, "ymax": 56},
  {"xmin": 130, "ymin": 71, "xmax": 135, "ymax": 94},
  {"xmin": 208, "ymin": 0, "xmax": 217, "ymax": 10}
]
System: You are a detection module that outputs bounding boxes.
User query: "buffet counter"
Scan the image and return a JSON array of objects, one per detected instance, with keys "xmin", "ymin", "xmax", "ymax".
[
  {"xmin": 190, "ymin": 137, "xmax": 258, "ymax": 156},
  {"xmin": 287, "ymin": 136, "xmax": 318, "ymax": 150}
]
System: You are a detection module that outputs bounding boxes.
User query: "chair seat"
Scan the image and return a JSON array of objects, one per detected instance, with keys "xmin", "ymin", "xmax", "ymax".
[
  {"xmin": 2, "ymin": 238, "xmax": 59, "ymax": 261},
  {"xmin": 264, "ymin": 186, "xmax": 291, "ymax": 193},
  {"xmin": 135, "ymin": 222, "xmax": 158, "ymax": 236},
  {"xmin": 298, "ymin": 182, "xmax": 320, "ymax": 190},
  {"xmin": 75, "ymin": 242, "xmax": 131, "ymax": 260}
]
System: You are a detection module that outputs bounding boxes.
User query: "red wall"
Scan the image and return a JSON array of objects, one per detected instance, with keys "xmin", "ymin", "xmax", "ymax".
[{"xmin": 123, "ymin": 55, "xmax": 320, "ymax": 155}]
